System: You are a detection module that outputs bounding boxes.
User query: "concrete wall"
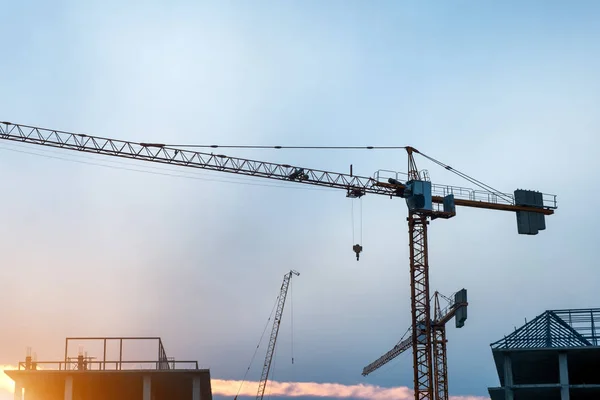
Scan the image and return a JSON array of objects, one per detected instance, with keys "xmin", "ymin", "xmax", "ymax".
[
  {"xmin": 488, "ymin": 347, "xmax": 600, "ymax": 400},
  {"xmin": 7, "ymin": 370, "xmax": 212, "ymax": 400}
]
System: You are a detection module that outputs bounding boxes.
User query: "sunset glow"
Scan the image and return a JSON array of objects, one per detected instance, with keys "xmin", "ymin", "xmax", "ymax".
[
  {"xmin": 0, "ymin": 366, "xmax": 15, "ymax": 395},
  {"xmin": 0, "ymin": 372, "xmax": 490, "ymax": 400},
  {"xmin": 210, "ymin": 379, "xmax": 490, "ymax": 400}
]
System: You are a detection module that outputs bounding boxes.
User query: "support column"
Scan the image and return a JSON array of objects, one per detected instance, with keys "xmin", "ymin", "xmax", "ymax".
[
  {"xmin": 143, "ymin": 375, "xmax": 152, "ymax": 400},
  {"xmin": 64, "ymin": 376, "xmax": 73, "ymax": 400},
  {"xmin": 24, "ymin": 388, "xmax": 37, "ymax": 400},
  {"xmin": 13, "ymin": 381, "xmax": 22, "ymax": 400},
  {"xmin": 559, "ymin": 352, "xmax": 570, "ymax": 400},
  {"xmin": 193, "ymin": 376, "xmax": 201, "ymax": 400},
  {"xmin": 503, "ymin": 353, "xmax": 514, "ymax": 400}
]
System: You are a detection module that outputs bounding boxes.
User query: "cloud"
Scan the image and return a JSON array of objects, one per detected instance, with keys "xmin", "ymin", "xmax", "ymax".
[
  {"xmin": 211, "ymin": 378, "xmax": 489, "ymax": 400},
  {"xmin": 0, "ymin": 368, "xmax": 489, "ymax": 400}
]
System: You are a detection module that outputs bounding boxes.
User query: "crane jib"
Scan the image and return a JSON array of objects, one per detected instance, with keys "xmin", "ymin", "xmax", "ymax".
[{"xmin": 0, "ymin": 121, "xmax": 556, "ymax": 218}]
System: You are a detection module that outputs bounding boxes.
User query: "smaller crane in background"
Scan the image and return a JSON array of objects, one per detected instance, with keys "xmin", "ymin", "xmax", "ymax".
[
  {"xmin": 362, "ymin": 289, "xmax": 467, "ymax": 400},
  {"xmin": 256, "ymin": 270, "xmax": 300, "ymax": 400},
  {"xmin": 432, "ymin": 290, "xmax": 467, "ymax": 400}
]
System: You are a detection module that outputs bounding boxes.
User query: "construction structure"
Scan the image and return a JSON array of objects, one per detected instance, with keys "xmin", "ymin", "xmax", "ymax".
[
  {"xmin": 256, "ymin": 270, "xmax": 299, "ymax": 400},
  {"xmin": 488, "ymin": 308, "xmax": 600, "ymax": 400},
  {"xmin": 362, "ymin": 289, "xmax": 468, "ymax": 400},
  {"xmin": 0, "ymin": 121, "xmax": 558, "ymax": 399},
  {"xmin": 4, "ymin": 337, "xmax": 212, "ymax": 400}
]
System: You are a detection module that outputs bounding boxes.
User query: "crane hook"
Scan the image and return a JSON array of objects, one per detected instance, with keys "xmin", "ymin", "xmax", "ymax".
[{"xmin": 353, "ymin": 244, "xmax": 363, "ymax": 261}]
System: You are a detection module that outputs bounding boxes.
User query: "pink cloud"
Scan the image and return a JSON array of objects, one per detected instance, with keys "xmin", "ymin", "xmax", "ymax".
[
  {"xmin": 211, "ymin": 378, "xmax": 489, "ymax": 400},
  {"xmin": 0, "ymin": 368, "xmax": 489, "ymax": 400}
]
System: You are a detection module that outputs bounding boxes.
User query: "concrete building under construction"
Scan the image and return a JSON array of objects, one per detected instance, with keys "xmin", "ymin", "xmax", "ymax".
[
  {"xmin": 488, "ymin": 308, "xmax": 600, "ymax": 400},
  {"xmin": 4, "ymin": 336, "xmax": 212, "ymax": 400}
]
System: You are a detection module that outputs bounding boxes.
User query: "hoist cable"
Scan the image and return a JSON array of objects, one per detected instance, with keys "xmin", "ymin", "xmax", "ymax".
[
  {"xmin": 291, "ymin": 277, "xmax": 295, "ymax": 365},
  {"xmin": 234, "ymin": 293, "xmax": 280, "ymax": 399},
  {"xmin": 360, "ymin": 198, "xmax": 363, "ymax": 244},
  {"xmin": 0, "ymin": 144, "xmax": 335, "ymax": 193},
  {"xmin": 351, "ymin": 201, "xmax": 355, "ymax": 244}
]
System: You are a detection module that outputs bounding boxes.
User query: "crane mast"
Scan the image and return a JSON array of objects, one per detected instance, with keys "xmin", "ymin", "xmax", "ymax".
[
  {"xmin": 432, "ymin": 293, "xmax": 448, "ymax": 400},
  {"xmin": 0, "ymin": 121, "xmax": 556, "ymax": 399},
  {"xmin": 408, "ymin": 213, "xmax": 433, "ymax": 399},
  {"xmin": 432, "ymin": 322, "xmax": 447, "ymax": 400},
  {"xmin": 257, "ymin": 270, "xmax": 299, "ymax": 400},
  {"xmin": 406, "ymin": 148, "xmax": 454, "ymax": 400}
]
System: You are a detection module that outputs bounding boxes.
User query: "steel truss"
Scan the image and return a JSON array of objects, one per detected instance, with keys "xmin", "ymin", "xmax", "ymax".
[
  {"xmin": 409, "ymin": 213, "xmax": 433, "ymax": 400},
  {"xmin": 433, "ymin": 295, "xmax": 448, "ymax": 400},
  {"xmin": 257, "ymin": 270, "xmax": 299, "ymax": 400}
]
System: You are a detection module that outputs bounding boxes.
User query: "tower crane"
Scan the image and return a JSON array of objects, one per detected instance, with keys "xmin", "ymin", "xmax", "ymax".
[
  {"xmin": 361, "ymin": 290, "xmax": 467, "ymax": 400},
  {"xmin": 0, "ymin": 121, "xmax": 557, "ymax": 399},
  {"xmin": 257, "ymin": 270, "xmax": 299, "ymax": 400}
]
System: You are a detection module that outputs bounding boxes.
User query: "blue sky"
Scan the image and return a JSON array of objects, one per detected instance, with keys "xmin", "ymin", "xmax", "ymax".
[{"xmin": 1, "ymin": 1, "xmax": 600, "ymax": 399}]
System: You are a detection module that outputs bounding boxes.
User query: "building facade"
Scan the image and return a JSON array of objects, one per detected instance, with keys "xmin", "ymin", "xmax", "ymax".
[
  {"xmin": 4, "ymin": 336, "xmax": 212, "ymax": 400},
  {"xmin": 488, "ymin": 308, "xmax": 600, "ymax": 400}
]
